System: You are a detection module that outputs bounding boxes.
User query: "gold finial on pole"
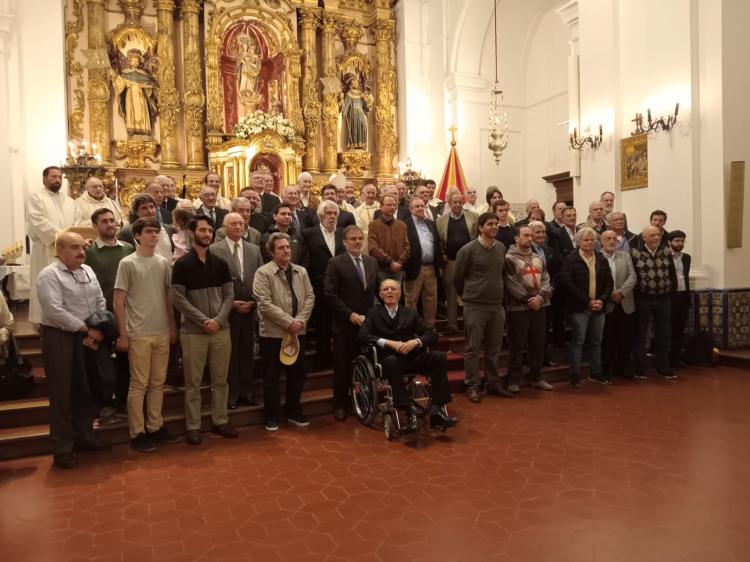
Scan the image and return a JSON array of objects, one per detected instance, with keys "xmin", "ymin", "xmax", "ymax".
[{"xmin": 449, "ymin": 125, "xmax": 457, "ymax": 147}]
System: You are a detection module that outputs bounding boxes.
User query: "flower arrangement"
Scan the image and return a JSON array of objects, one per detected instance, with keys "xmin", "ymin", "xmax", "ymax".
[{"xmin": 234, "ymin": 111, "xmax": 296, "ymax": 143}]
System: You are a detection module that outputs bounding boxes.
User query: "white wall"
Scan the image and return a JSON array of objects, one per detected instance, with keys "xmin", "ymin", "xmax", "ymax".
[{"xmin": 1, "ymin": 0, "xmax": 67, "ymax": 250}]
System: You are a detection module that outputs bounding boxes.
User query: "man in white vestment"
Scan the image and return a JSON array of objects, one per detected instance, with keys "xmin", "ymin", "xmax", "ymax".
[{"xmin": 26, "ymin": 166, "xmax": 81, "ymax": 324}]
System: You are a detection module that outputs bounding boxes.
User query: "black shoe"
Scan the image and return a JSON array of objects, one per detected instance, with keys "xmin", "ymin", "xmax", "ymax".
[
  {"xmin": 543, "ymin": 358, "xmax": 559, "ymax": 367},
  {"xmin": 237, "ymin": 396, "xmax": 260, "ymax": 407},
  {"xmin": 131, "ymin": 433, "xmax": 157, "ymax": 453},
  {"xmin": 148, "ymin": 426, "xmax": 180, "ymax": 444},
  {"xmin": 228, "ymin": 399, "xmax": 239, "ymax": 411},
  {"xmin": 185, "ymin": 430, "xmax": 202, "ymax": 445},
  {"xmin": 404, "ymin": 406, "xmax": 419, "ymax": 432},
  {"xmin": 588, "ymin": 376, "xmax": 608, "ymax": 385},
  {"xmin": 74, "ymin": 439, "xmax": 111, "ymax": 452},
  {"xmin": 486, "ymin": 384, "xmax": 515, "ymax": 398},
  {"xmin": 287, "ymin": 413, "xmax": 310, "ymax": 427},
  {"xmin": 429, "ymin": 410, "xmax": 458, "ymax": 430},
  {"xmin": 333, "ymin": 407, "xmax": 348, "ymax": 421},
  {"xmin": 53, "ymin": 452, "xmax": 78, "ymax": 469},
  {"xmin": 212, "ymin": 424, "xmax": 238, "ymax": 438},
  {"xmin": 659, "ymin": 369, "xmax": 677, "ymax": 380},
  {"xmin": 265, "ymin": 420, "xmax": 279, "ymax": 432},
  {"xmin": 633, "ymin": 372, "xmax": 648, "ymax": 381}
]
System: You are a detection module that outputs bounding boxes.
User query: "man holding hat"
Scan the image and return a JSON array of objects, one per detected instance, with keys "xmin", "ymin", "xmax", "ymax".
[{"xmin": 253, "ymin": 232, "xmax": 315, "ymax": 432}]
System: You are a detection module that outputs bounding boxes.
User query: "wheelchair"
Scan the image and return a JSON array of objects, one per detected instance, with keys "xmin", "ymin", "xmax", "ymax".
[{"xmin": 350, "ymin": 345, "xmax": 447, "ymax": 440}]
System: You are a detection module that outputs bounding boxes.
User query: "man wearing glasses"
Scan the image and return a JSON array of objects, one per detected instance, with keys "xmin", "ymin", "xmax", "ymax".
[{"xmin": 36, "ymin": 232, "xmax": 112, "ymax": 469}]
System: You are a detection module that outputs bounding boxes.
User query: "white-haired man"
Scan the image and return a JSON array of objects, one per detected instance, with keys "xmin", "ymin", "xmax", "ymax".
[{"xmin": 76, "ymin": 176, "xmax": 124, "ymax": 227}]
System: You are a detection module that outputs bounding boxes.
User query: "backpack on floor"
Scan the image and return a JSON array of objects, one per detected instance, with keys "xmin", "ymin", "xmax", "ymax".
[{"xmin": 683, "ymin": 330, "xmax": 717, "ymax": 367}]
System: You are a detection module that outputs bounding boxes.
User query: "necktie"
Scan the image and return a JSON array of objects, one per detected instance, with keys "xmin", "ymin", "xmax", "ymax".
[
  {"xmin": 291, "ymin": 211, "xmax": 300, "ymax": 232},
  {"xmin": 233, "ymin": 242, "xmax": 243, "ymax": 281},
  {"xmin": 355, "ymin": 257, "xmax": 366, "ymax": 288},
  {"xmin": 209, "ymin": 208, "xmax": 215, "ymax": 224},
  {"xmin": 285, "ymin": 267, "xmax": 299, "ymax": 317}
]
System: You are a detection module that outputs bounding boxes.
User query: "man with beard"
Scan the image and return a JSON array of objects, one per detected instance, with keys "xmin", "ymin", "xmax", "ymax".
[
  {"xmin": 26, "ymin": 166, "xmax": 81, "ymax": 324},
  {"xmin": 172, "ymin": 215, "xmax": 237, "ymax": 445},
  {"xmin": 260, "ymin": 203, "xmax": 308, "ymax": 266}
]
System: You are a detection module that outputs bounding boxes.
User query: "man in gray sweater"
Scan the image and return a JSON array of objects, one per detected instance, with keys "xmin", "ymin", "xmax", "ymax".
[{"xmin": 454, "ymin": 212, "xmax": 514, "ymax": 402}]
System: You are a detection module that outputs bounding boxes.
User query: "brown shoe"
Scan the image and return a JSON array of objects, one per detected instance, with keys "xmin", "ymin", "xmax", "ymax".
[
  {"xmin": 466, "ymin": 386, "xmax": 482, "ymax": 403},
  {"xmin": 212, "ymin": 424, "xmax": 238, "ymax": 438},
  {"xmin": 185, "ymin": 429, "xmax": 202, "ymax": 445}
]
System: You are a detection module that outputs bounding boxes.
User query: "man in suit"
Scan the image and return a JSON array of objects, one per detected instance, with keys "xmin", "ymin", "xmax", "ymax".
[
  {"xmin": 210, "ymin": 212, "xmax": 264, "ymax": 409},
  {"xmin": 412, "ymin": 184, "xmax": 439, "ymax": 221},
  {"xmin": 403, "ymin": 196, "xmax": 443, "ymax": 328},
  {"xmin": 240, "ymin": 188, "xmax": 272, "ymax": 234},
  {"xmin": 436, "ymin": 191, "xmax": 478, "ymax": 333},
  {"xmin": 155, "ymin": 175, "xmax": 178, "ymax": 219},
  {"xmin": 358, "ymin": 279, "xmax": 457, "ymax": 431},
  {"xmin": 146, "ymin": 181, "xmax": 172, "ymax": 225},
  {"xmin": 303, "ymin": 201, "xmax": 345, "ymax": 368},
  {"xmin": 549, "ymin": 206, "xmax": 577, "ymax": 257},
  {"xmin": 261, "ymin": 173, "xmax": 282, "ymax": 213},
  {"xmin": 324, "ymin": 225, "xmax": 377, "ymax": 421},
  {"xmin": 282, "ymin": 185, "xmax": 314, "ymax": 232},
  {"xmin": 599, "ymin": 229, "xmax": 637, "ymax": 382},
  {"xmin": 215, "ymin": 197, "xmax": 262, "ymax": 245},
  {"xmin": 513, "ymin": 199, "xmax": 541, "ymax": 229},
  {"xmin": 668, "ymin": 230, "xmax": 691, "ymax": 368},
  {"xmin": 319, "ymin": 184, "xmax": 356, "ymax": 228},
  {"xmin": 530, "ymin": 220, "xmax": 561, "ymax": 367},
  {"xmin": 196, "ymin": 185, "xmax": 228, "ymax": 233}
]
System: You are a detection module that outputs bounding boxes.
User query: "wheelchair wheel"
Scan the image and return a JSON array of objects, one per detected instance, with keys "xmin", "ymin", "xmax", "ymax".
[
  {"xmin": 383, "ymin": 412, "xmax": 398, "ymax": 441},
  {"xmin": 408, "ymin": 375, "xmax": 432, "ymax": 417},
  {"xmin": 351, "ymin": 355, "xmax": 377, "ymax": 426}
]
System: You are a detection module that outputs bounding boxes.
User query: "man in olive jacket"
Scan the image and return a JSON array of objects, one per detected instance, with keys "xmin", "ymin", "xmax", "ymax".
[{"xmin": 253, "ymin": 232, "xmax": 315, "ymax": 432}]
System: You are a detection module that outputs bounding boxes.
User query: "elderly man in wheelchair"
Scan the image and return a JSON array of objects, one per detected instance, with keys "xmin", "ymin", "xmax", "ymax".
[{"xmin": 354, "ymin": 279, "xmax": 458, "ymax": 438}]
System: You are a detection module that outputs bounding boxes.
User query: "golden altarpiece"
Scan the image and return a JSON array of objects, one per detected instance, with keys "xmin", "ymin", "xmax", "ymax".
[{"xmin": 63, "ymin": 0, "xmax": 399, "ymax": 211}]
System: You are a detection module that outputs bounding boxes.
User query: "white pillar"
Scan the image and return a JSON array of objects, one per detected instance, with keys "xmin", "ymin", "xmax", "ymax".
[
  {"xmin": 0, "ymin": 0, "xmax": 19, "ymax": 247},
  {"xmin": 556, "ymin": 1, "xmax": 580, "ymax": 183}
]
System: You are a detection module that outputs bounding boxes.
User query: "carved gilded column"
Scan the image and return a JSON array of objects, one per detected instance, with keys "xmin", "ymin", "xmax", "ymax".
[
  {"xmin": 86, "ymin": 0, "xmax": 111, "ymax": 163},
  {"xmin": 284, "ymin": 46, "xmax": 304, "ymax": 139},
  {"xmin": 371, "ymin": 19, "xmax": 397, "ymax": 176},
  {"xmin": 181, "ymin": 0, "xmax": 205, "ymax": 169},
  {"xmin": 156, "ymin": 0, "xmax": 179, "ymax": 168},
  {"xmin": 320, "ymin": 12, "xmax": 339, "ymax": 173},
  {"xmin": 205, "ymin": 8, "xmax": 224, "ymax": 146},
  {"xmin": 299, "ymin": 7, "xmax": 320, "ymax": 172}
]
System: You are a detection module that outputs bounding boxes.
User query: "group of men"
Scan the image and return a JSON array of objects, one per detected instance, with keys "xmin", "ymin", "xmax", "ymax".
[{"xmin": 26, "ymin": 165, "xmax": 691, "ymax": 469}]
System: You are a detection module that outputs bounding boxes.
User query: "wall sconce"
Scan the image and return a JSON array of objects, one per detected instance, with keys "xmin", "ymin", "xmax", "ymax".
[
  {"xmin": 569, "ymin": 125, "xmax": 603, "ymax": 150},
  {"xmin": 631, "ymin": 102, "xmax": 679, "ymax": 135}
]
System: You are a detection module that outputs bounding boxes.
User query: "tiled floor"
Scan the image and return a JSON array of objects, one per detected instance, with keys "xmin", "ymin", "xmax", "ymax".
[{"xmin": 1, "ymin": 367, "xmax": 749, "ymax": 562}]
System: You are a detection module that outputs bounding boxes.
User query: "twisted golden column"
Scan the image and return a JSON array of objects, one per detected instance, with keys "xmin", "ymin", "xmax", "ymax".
[
  {"xmin": 182, "ymin": 0, "xmax": 206, "ymax": 169},
  {"xmin": 299, "ymin": 7, "xmax": 320, "ymax": 172},
  {"xmin": 156, "ymin": 0, "xmax": 180, "ymax": 168},
  {"xmin": 86, "ymin": 0, "xmax": 111, "ymax": 164}
]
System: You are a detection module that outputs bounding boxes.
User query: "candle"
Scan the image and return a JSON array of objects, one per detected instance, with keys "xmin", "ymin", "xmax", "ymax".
[
  {"xmin": 92, "ymin": 143, "xmax": 97, "ymax": 154},
  {"xmin": 647, "ymin": 109, "xmax": 652, "ymax": 124},
  {"xmin": 674, "ymin": 102, "xmax": 679, "ymax": 117}
]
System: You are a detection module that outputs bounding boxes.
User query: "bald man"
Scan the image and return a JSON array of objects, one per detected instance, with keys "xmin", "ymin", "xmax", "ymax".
[
  {"xmin": 514, "ymin": 199, "xmax": 541, "ymax": 228},
  {"xmin": 297, "ymin": 171, "xmax": 319, "ymax": 212},
  {"xmin": 36, "ymin": 232, "xmax": 111, "ymax": 468},
  {"xmin": 145, "ymin": 180, "xmax": 172, "ymax": 225},
  {"xmin": 76, "ymin": 176, "xmax": 124, "ymax": 227}
]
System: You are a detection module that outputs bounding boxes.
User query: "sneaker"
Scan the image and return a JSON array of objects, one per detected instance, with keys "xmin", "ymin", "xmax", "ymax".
[
  {"xmin": 265, "ymin": 420, "xmax": 279, "ymax": 432},
  {"xmin": 532, "ymin": 380, "xmax": 554, "ymax": 391},
  {"xmin": 507, "ymin": 384, "xmax": 521, "ymax": 393},
  {"xmin": 659, "ymin": 370, "xmax": 678, "ymax": 380},
  {"xmin": 131, "ymin": 433, "xmax": 157, "ymax": 453},
  {"xmin": 287, "ymin": 413, "xmax": 310, "ymax": 427},
  {"xmin": 633, "ymin": 373, "xmax": 648, "ymax": 381},
  {"xmin": 588, "ymin": 376, "xmax": 607, "ymax": 385},
  {"xmin": 466, "ymin": 386, "xmax": 482, "ymax": 403},
  {"xmin": 147, "ymin": 426, "xmax": 180, "ymax": 444}
]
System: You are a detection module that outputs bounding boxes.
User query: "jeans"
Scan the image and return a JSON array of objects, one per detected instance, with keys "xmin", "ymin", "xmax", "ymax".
[{"xmin": 568, "ymin": 311, "xmax": 605, "ymax": 383}]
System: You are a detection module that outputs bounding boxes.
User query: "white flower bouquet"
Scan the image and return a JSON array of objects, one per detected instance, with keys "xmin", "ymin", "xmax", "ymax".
[{"xmin": 234, "ymin": 110, "xmax": 296, "ymax": 143}]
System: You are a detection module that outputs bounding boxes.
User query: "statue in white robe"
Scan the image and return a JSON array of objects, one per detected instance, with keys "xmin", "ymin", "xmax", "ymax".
[{"xmin": 26, "ymin": 174, "xmax": 81, "ymax": 324}]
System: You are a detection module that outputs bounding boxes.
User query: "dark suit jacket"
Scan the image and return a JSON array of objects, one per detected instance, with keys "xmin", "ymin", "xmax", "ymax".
[
  {"xmin": 293, "ymin": 208, "xmax": 315, "ymax": 231},
  {"xmin": 374, "ymin": 207, "xmax": 410, "ymax": 222},
  {"xmin": 548, "ymin": 224, "xmax": 576, "ymax": 257},
  {"xmin": 261, "ymin": 192, "xmax": 282, "ymax": 214},
  {"xmin": 158, "ymin": 204, "xmax": 173, "ymax": 225},
  {"xmin": 302, "ymin": 225, "xmax": 345, "ymax": 286},
  {"xmin": 260, "ymin": 225, "xmax": 308, "ymax": 267},
  {"xmin": 402, "ymin": 216, "xmax": 444, "ymax": 281},
  {"xmin": 250, "ymin": 212, "xmax": 272, "ymax": 234},
  {"xmin": 532, "ymin": 243, "xmax": 561, "ymax": 287},
  {"xmin": 196, "ymin": 206, "xmax": 229, "ymax": 230},
  {"xmin": 358, "ymin": 305, "xmax": 438, "ymax": 355},
  {"xmin": 163, "ymin": 197, "xmax": 179, "ymax": 212},
  {"xmin": 668, "ymin": 252, "xmax": 691, "ymax": 294},
  {"xmin": 559, "ymin": 251, "xmax": 613, "ymax": 313},
  {"xmin": 324, "ymin": 253, "xmax": 378, "ymax": 335},
  {"xmin": 209, "ymin": 238, "xmax": 263, "ymax": 319}
]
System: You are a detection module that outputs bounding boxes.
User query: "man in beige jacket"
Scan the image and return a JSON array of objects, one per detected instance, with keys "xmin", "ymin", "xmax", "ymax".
[{"xmin": 253, "ymin": 232, "xmax": 315, "ymax": 432}]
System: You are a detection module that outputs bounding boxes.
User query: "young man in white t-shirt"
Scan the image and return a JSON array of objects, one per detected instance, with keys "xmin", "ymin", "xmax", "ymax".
[{"xmin": 114, "ymin": 217, "xmax": 178, "ymax": 453}]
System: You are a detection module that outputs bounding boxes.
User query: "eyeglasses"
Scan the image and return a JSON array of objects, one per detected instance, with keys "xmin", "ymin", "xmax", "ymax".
[{"xmin": 66, "ymin": 268, "xmax": 91, "ymax": 285}]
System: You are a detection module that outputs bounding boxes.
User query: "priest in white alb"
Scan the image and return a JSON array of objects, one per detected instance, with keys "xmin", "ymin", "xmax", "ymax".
[{"xmin": 25, "ymin": 166, "xmax": 81, "ymax": 324}]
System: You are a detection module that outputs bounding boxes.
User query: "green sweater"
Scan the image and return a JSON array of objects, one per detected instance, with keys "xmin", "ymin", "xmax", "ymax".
[
  {"xmin": 453, "ymin": 238, "xmax": 506, "ymax": 305},
  {"xmin": 85, "ymin": 241, "xmax": 134, "ymax": 309}
]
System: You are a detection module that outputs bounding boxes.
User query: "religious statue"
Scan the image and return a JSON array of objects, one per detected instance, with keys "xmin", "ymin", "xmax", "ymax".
[
  {"xmin": 341, "ymin": 72, "xmax": 371, "ymax": 150},
  {"xmin": 235, "ymin": 33, "xmax": 262, "ymax": 112},
  {"xmin": 110, "ymin": 49, "xmax": 158, "ymax": 136}
]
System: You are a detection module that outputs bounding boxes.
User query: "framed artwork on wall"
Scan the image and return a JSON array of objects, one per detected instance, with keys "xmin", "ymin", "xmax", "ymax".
[{"xmin": 620, "ymin": 133, "xmax": 648, "ymax": 190}]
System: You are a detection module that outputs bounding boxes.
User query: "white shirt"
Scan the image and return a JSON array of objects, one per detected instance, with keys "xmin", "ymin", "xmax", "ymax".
[
  {"xmin": 320, "ymin": 224, "xmax": 336, "ymax": 256},
  {"xmin": 672, "ymin": 251, "xmax": 686, "ymax": 292},
  {"xmin": 463, "ymin": 201, "xmax": 481, "ymax": 213},
  {"xmin": 36, "ymin": 259, "xmax": 106, "ymax": 332},
  {"xmin": 603, "ymin": 250, "xmax": 617, "ymax": 286}
]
